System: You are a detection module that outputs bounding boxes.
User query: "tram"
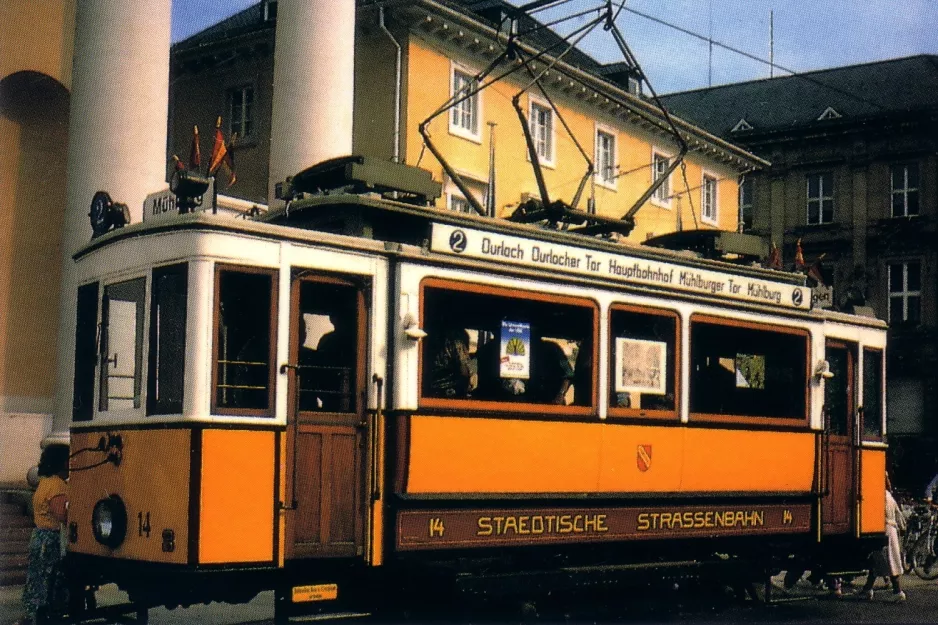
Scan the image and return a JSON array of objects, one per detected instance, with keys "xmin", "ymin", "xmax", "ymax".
[{"xmin": 63, "ymin": 157, "xmax": 888, "ymax": 621}]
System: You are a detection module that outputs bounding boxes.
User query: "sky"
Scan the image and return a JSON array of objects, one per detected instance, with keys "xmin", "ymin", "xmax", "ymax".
[{"xmin": 170, "ymin": 0, "xmax": 938, "ymax": 94}]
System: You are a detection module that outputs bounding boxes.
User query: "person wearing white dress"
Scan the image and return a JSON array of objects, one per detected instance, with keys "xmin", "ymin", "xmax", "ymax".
[{"xmin": 860, "ymin": 473, "xmax": 906, "ymax": 602}]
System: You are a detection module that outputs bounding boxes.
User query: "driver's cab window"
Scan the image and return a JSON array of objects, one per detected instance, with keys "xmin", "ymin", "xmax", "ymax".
[
  {"xmin": 99, "ymin": 278, "xmax": 146, "ymax": 411},
  {"xmin": 296, "ymin": 280, "xmax": 359, "ymax": 413}
]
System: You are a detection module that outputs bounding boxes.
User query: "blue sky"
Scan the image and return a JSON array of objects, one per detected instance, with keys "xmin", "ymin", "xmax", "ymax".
[{"xmin": 171, "ymin": 1, "xmax": 938, "ymax": 94}]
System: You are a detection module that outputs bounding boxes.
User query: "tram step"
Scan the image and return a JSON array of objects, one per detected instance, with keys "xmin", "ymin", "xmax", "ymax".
[
  {"xmin": 0, "ymin": 527, "xmax": 32, "ymax": 553},
  {"xmin": 0, "ymin": 568, "xmax": 27, "ymax": 586},
  {"xmin": 0, "ymin": 553, "xmax": 28, "ymax": 571}
]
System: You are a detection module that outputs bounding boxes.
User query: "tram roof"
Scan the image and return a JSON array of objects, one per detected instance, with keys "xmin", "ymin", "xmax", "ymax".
[{"xmin": 75, "ymin": 194, "xmax": 798, "ymax": 284}]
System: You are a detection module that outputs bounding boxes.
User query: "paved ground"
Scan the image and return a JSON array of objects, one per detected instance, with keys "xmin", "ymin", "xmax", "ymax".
[{"xmin": 2, "ymin": 574, "xmax": 937, "ymax": 624}]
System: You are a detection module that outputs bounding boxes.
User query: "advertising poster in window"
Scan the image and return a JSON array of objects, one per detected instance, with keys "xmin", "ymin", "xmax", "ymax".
[
  {"xmin": 615, "ymin": 338, "xmax": 666, "ymax": 395},
  {"xmin": 500, "ymin": 321, "xmax": 530, "ymax": 379}
]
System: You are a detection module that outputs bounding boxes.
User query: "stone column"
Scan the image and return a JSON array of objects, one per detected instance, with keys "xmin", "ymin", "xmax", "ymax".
[
  {"xmin": 268, "ymin": 0, "xmax": 356, "ymax": 204},
  {"xmin": 48, "ymin": 0, "xmax": 171, "ymax": 444}
]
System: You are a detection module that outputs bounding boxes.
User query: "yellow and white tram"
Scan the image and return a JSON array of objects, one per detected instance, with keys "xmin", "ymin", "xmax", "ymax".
[{"xmin": 63, "ymin": 160, "xmax": 888, "ymax": 620}]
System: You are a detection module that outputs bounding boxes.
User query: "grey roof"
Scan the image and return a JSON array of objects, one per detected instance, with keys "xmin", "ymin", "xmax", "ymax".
[
  {"xmin": 173, "ymin": 3, "xmax": 270, "ymax": 52},
  {"xmin": 660, "ymin": 55, "xmax": 938, "ymax": 138}
]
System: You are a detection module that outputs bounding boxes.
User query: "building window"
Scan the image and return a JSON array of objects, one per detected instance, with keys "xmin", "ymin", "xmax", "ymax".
[
  {"xmin": 529, "ymin": 99, "xmax": 554, "ymax": 166},
  {"xmin": 891, "ymin": 163, "xmax": 920, "ymax": 217},
  {"xmin": 595, "ymin": 128, "xmax": 616, "ymax": 188},
  {"xmin": 888, "ymin": 261, "xmax": 921, "ymax": 325},
  {"xmin": 227, "ymin": 86, "xmax": 254, "ymax": 139},
  {"xmin": 806, "ymin": 173, "xmax": 833, "ymax": 225},
  {"xmin": 99, "ymin": 278, "xmax": 147, "ymax": 412},
  {"xmin": 739, "ymin": 178, "xmax": 753, "ymax": 231},
  {"xmin": 652, "ymin": 152, "xmax": 670, "ymax": 205},
  {"xmin": 450, "ymin": 66, "xmax": 480, "ymax": 140},
  {"xmin": 701, "ymin": 174, "xmax": 718, "ymax": 224},
  {"xmin": 444, "ymin": 175, "xmax": 487, "ymax": 214}
]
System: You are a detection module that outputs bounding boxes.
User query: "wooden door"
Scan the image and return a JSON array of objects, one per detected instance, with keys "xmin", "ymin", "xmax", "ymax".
[
  {"xmin": 285, "ymin": 274, "xmax": 367, "ymax": 559},
  {"xmin": 821, "ymin": 342, "xmax": 856, "ymax": 535}
]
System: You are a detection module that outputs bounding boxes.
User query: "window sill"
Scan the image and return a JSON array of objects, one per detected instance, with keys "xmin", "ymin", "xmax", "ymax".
[
  {"xmin": 701, "ymin": 215, "xmax": 718, "ymax": 227},
  {"xmin": 448, "ymin": 125, "xmax": 482, "ymax": 145},
  {"xmin": 650, "ymin": 197, "xmax": 672, "ymax": 210},
  {"xmin": 595, "ymin": 178, "xmax": 617, "ymax": 192}
]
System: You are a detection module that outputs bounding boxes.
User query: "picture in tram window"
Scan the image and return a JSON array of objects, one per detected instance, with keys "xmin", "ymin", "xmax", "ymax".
[
  {"xmin": 499, "ymin": 320, "xmax": 531, "ymax": 380},
  {"xmin": 719, "ymin": 354, "xmax": 766, "ymax": 389},
  {"xmin": 615, "ymin": 338, "xmax": 666, "ymax": 395}
]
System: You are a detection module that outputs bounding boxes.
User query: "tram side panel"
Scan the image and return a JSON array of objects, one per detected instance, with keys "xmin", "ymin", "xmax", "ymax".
[{"xmin": 68, "ymin": 428, "xmax": 278, "ymax": 567}]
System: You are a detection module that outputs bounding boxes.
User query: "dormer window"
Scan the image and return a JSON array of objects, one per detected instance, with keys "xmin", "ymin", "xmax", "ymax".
[
  {"xmin": 731, "ymin": 119, "xmax": 753, "ymax": 132},
  {"xmin": 817, "ymin": 107, "xmax": 842, "ymax": 121}
]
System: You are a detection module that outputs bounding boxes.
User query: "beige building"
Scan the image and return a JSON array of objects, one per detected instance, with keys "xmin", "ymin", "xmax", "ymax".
[{"xmin": 0, "ymin": 0, "xmax": 75, "ymax": 485}]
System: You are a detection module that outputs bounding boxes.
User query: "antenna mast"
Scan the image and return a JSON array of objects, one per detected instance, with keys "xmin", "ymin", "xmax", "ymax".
[{"xmin": 769, "ymin": 10, "xmax": 774, "ymax": 78}]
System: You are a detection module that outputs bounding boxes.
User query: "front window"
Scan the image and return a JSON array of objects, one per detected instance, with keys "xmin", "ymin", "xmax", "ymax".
[
  {"xmin": 595, "ymin": 129, "xmax": 616, "ymax": 187},
  {"xmin": 529, "ymin": 100, "xmax": 554, "ymax": 165},
  {"xmin": 738, "ymin": 178, "xmax": 753, "ymax": 231},
  {"xmin": 72, "ymin": 283, "xmax": 99, "ymax": 421},
  {"xmin": 147, "ymin": 264, "xmax": 188, "ymax": 415},
  {"xmin": 891, "ymin": 163, "xmax": 919, "ymax": 218},
  {"xmin": 888, "ymin": 262, "xmax": 921, "ymax": 325},
  {"xmin": 421, "ymin": 281, "xmax": 595, "ymax": 411},
  {"xmin": 702, "ymin": 174, "xmax": 718, "ymax": 224},
  {"xmin": 99, "ymin": 278, "xmax": 146, "ymax": 412},
  {"xmin": 450, "ymin": 67, "xmax": 480, "ymax": 140},
  {"xmin": 228, "ymin": 86, "xmax": 254, "ymax": 139},
  {"xmin": 609, "ymin": 306, "xmax": 678, "ymax": 418},
  {"xmin": 862, "ymin": 348, "xmax": 884, "ymax": 439},
  {"xmin": 213, "ymin": 266, "xmax": 277, "ymax": 415},
  {"xmin": 806, "ymin": 173, "xmax": 833, "ymax": 225},
  {"xmin": 652, "ymin": 152, "xmax": 670, "ymax": 205},
  {"xmin": 690, "ymin": 316, "xmax": 808, "ymax": 423}
]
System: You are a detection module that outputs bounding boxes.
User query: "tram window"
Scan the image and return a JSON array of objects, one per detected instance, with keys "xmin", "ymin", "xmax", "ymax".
[
  {"xmin": 296, "ymin": 280, "xmax": 358, "ymax": 413},
  {"xmin": 421, "ymin": 283, "xmax": 595, "ymax": 409},
  {"xmin": 213, "ymin": 267, "xmax": 277, "ymax": 415},
  {"xmin": 99, "ymin": 278, "xmax": 146, "ymax": 412},
  {"xmin": 147, "ymin": 264, "xmax": 188, "ymax": 415},
  {"xmin": 609, "ymin": 307, "xmax": 677, "ymax": 417},
  {"xmin": 863, "ymin": 348, "xmax": 884, "ymax": 439},
  {"xmin": 72, "ymin": 282, "xmax": 99, "ymax": 421},
  {"xmin": 689, "ymin": 318, "xmax": 807, "ymax": 421}
]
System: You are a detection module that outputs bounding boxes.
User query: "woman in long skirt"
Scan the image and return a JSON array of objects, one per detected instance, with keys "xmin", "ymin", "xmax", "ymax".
[
  {"xmin": 19, "ymin": 445, "xmax": 69, "ymax": 625},
  {"xmin": 860, "ymin": 473, "xmax": 906, "ymax": 602}
]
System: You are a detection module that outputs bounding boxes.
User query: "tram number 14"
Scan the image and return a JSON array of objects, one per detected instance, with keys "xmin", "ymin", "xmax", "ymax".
[
  {"xmin": 429, "ymin": 517, "xmax": 446, "ymax": 538},
  {"xmin": 138, "ymin": 511, "xmax": 151, "ymax": 538}
]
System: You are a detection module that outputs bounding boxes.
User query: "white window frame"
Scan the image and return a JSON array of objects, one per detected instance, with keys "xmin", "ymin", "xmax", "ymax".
[
  {"xmin": 444, "ymin": 173, "xmax": 487, "ymax": 214},
  {"xmin": 888, "ymin": 261, "xmax": 921, "ymax": 324},
  {"xmin": 528, "ymin": 95, "xmax": 556, "ymax": 168},
  {"xmin": 806, "ymin": 172, "xmax": 834, "ymax": 225},
  {"xmin": 449, "ymin": 62, "xmax": 482, "ymax": 143},
  {"xmin": 738, "ymin": 178, "xmax": 754, "ymax": 232},
  {"xmin": 891, "ymin": 163, "xmax": 920, "ymax": 218},
  {"xmin": 651, "ymin": 149, "xmax": 671, "ymax": 208},
  {"xmin": 701, "ymin": 172, "xmax": 718, "ymax": 225},
  {"xmin": 227, "ymin": 85, "xmax": 255, "ymax": 140},
  {"xmin": 594, "ymin": 124, "xmax": 617, "ymax": 190}
]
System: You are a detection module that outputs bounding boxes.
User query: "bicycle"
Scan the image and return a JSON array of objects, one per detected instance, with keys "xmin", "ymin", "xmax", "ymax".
[{"xmin": 903, "ymin": 503, "xmax": 938, "ymax": 580}]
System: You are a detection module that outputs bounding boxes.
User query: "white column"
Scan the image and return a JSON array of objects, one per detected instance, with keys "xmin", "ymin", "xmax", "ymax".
[
  {"xmin": 268, "ymin": 0, "xmax": 356, "ymax": 204},
  {"xmin": 48, "ymin": 0, "xmax": 171, "ymax": 444}
]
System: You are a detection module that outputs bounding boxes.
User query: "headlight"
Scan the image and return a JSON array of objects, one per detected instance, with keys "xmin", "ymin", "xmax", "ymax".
[{"xmin": 91, "ymin": 495, "xmax": 127, "ymax": 548}]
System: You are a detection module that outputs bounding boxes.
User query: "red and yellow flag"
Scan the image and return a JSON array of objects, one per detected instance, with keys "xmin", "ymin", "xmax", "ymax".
[
  {"xmin": 767, "ymin": 241, "xmax": 782, "ymax": 270},
  {"xmin": 794, "ymin": 238, "xmax": 805, "ymax": 269},
  {"xmin": 208, "ymin": 117, "xmax": 227, "ymax": 174}
]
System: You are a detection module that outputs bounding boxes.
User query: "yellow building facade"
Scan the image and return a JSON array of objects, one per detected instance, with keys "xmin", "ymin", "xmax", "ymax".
[{"xmin": 0, "ymin": 0, "xmax": 74, "ymax": 484}]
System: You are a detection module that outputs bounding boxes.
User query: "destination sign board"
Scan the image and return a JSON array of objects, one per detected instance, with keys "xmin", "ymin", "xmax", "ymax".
[
  {"xmin": 430, "ymin": 224, "xmax": 811, "ymax": 310},
  {"xmin": 396, "ymin": 503, "xmax": 812, "ymax": 550}
]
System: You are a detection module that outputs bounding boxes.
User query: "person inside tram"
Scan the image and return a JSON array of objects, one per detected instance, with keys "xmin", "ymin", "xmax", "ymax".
[
  {"xmin": 532, "ymin": 337, "xmax": 574, "ymax": 405},
  {"xmin": 428, "ymin": 326, "xmax": 473, "ymax": 399}
]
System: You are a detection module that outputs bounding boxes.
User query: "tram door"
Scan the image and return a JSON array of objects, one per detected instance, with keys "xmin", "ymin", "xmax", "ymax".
[
  {"xmin": 821, "ymin": 342, "xmax": 857, "ymax": 535},
  {"xmin": 285, "ymin": 274, "xmax": 367, "ymax": 559}
]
